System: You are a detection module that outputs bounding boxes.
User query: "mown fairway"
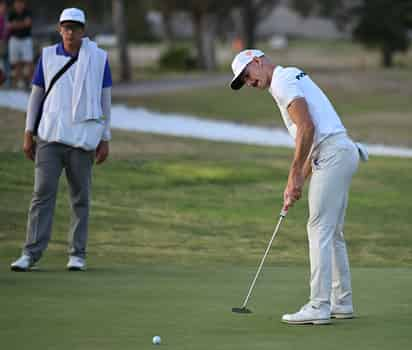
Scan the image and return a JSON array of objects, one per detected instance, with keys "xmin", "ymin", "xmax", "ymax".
[
  {"xmin": 1, "ymin": 264, "xmax": 411, "ymax": 350},
  {"xmin": 1, "ymin": 66, "xmax": 412, "ymax": 350}
]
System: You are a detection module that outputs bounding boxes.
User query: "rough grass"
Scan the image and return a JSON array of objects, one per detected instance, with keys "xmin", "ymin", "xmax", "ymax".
[
  {"xmin": 114, "ymin": 68, "xmax": 412, "ymax": 147},
  {"xmin": 1, "ymin": 108, "xmax": 411, "ymax": 267}
]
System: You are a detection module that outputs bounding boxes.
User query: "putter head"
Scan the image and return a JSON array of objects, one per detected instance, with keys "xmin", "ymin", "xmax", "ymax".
[{"xmin": 232, "ymin": 307, "xmax": 252, "ymax": 314}]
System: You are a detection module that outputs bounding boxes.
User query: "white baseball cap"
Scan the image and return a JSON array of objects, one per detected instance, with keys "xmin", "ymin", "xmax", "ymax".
[
  {"xmin": 59, "ymin": 8, "xmax": 86, "ymax": 25},
  {"xmin": 230, "ymin": 49, "xmax": 265, "ymax": 90}
]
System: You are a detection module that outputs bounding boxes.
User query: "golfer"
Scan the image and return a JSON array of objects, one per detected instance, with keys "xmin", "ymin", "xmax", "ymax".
[
  {"xmin": 230, "ymin": 49, "xmax": 367, "ymax": 325},
  {"xmin": 11, "ymin": 8, "xmax": 112, "ymax": 272}
]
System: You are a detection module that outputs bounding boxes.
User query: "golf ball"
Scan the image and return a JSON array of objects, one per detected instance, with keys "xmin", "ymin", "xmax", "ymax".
[{"xmin": 152, "ymin": 336, "xmax": 161, "ymax": 345}]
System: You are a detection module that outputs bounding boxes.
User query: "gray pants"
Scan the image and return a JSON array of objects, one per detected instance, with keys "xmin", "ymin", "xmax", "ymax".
[
  {"xmin": 23, "ymin": 140, "xmax": 94, "ymax": 262},
  {"xmin": 307, "ymin": 133, "xmax": 359, "ymax": 308}
]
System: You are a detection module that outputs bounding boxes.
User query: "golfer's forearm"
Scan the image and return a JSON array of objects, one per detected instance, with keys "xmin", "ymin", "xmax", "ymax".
[
  {"xmin": 25, "ymin": 85, "xmax": 45, "ymax": 132},
  {"xmin": 286, "ymin": 98, "xmax": 315, "ymax": 177},
  {"xmin": 303, "ymin": 156, "xmax": 312, "ymax": 179},
  {"xmin": 101, "ymin": 87, "xmax": 112, "ymax": 141},
  {"xmin": 290, "ymin": 124, "xmax": 314, "ymax": 175}
]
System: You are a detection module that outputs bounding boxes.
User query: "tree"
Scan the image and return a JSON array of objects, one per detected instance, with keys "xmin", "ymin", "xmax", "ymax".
[
  {"xmin": 291, "ymin": 0, "xmax": 346, "ymax": 18},
  {"xmin": 238, "ymin": 0, "xmax": 279, "ymax": 48},
  {"xmin": 353, "ymin": 0, "xmax": 412, "ymax": 67},
  {"xmin": 290, "ymin": 0, "xmax": 351, "ymax": 31},
  {"xmin": 189, "ymin": 2, "xmax": 220, "ymax": 70},
  {"xmin": 290, "ymin": 0, "xmax": 412, "ymax": 68},
  {"xmin": 32, "ymin": 0, "xmax": 109, "ymax": 23},
  {"xmin": 154, "ymin": 0, "xmax": 227, "ymax": 70},
  {"xmin": 155, "ymin": 0, "xmax": 271, "ymax": 70},
  {"xmin": 112, "ymin": 0, "xmax": 131, "ymax": 81},
  {"xmin": 156, "ymin": 0, "xmax": 179, "ymax": 43}
]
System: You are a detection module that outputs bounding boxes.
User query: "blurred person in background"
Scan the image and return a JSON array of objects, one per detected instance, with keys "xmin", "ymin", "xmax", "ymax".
[
  {"xmin": 8, "ymin": 0, "xmax": 33, "ymax": 89},
  {"xmin": 0, "ymin": 0, "xmax": 9, "ymax": 86}
]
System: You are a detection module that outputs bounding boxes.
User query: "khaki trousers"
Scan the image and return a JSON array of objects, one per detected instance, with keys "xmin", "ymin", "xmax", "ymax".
[{"xmin": 307, "ymin": 133, "xmax": 359, "ymax": 308}]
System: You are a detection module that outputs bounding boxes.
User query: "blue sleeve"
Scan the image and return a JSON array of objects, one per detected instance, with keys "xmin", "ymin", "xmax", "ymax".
[
  {"xmin": 102, "ymin": 58, "xmax": 113, "ymax": 88},
  {"xmin": 32, "ymin": 55, "xmax": 45, "ymax": 88}
]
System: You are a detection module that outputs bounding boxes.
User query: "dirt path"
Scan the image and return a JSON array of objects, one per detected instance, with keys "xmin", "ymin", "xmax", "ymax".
[{"xmin": 112, "ymin": 74, "xmax": 231, "ymax": 97}]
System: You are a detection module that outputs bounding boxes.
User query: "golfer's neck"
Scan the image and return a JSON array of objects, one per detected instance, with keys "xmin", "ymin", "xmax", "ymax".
[{"xmin": 267, "ymin": 64, "xmax": 277, "ymax": 86}]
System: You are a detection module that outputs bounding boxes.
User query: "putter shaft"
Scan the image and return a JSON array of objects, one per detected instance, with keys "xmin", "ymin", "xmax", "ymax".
[{"xmin": 240, "ymin": 210, "xmax": 287, "ymax": 309}]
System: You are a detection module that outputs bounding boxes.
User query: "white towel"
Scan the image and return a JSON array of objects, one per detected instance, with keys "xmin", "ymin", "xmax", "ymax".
[
  {"xmin": 356, "ymin": 142, "xmax": 369, "ymax": 162},
  {"xmin": 72, "ymin": 37, "xmax": 105, "ymax": 123}
]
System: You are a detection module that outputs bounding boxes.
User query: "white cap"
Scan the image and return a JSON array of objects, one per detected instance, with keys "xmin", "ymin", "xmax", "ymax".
[
  {"xmin": 59, "ymin": 8, "xmax": 86, "ymax": 25},
  {"xmin": 230, "ymin": 49, "xmax": 264, "ymax": 90}
]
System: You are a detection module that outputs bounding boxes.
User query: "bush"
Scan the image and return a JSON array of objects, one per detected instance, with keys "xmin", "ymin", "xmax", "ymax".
[{"xmin": 159, "ymin": 46, "xmax": 197, "ymax": 71}]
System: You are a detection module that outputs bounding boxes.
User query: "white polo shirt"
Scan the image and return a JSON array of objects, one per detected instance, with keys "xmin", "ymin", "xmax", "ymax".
[{"xmin": 268, "ymin": 66, "xmax": 346, "ymax": 148}]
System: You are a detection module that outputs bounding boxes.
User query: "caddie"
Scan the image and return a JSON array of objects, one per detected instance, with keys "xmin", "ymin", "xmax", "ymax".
[{"xmin": 11, "ymin": 8, "xmax": 112, "ymax": 272}]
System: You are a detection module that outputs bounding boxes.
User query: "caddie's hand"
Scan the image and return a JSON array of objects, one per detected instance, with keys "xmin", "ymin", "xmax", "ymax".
[
  {"xmin": 95, "ymin": 141, "xmax": 109, "ymax": 165},
  {"xmin": 23, "ymin": 131, "xmax": 35, "ymax": 161},
  {"xmin": 283, "ymin": 171, "xmax": 304, "ymax": 210}
]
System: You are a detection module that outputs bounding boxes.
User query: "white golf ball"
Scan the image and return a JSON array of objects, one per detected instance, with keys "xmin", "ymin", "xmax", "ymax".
[{"xmin": 152, "ymin": 336, "xmax": 161, "ymax": 345}]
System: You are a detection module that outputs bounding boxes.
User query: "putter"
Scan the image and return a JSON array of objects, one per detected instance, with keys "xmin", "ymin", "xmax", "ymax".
[{"xmin": 232, "ymin": 208, "xmax": 288, "ymax": 314}]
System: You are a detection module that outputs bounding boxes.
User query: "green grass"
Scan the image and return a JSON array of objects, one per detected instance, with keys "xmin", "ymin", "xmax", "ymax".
[
  {"xmin": 1, "ymin": 105, "xmax": 411, "ymax": 349},
  {"xmin": 1, "ymin": 108, "xmax": 411, "ymax": 267},
  {"xmin": 1, "ymin": 130, "xmax": 411, "ymax": 267},
  {"xmin": 114, "ymin": 68, "xmax": 412, "ymax": 147},
  {"xmin": 1, "ymin": 264, "xmax": 411, "ymax": 350}
]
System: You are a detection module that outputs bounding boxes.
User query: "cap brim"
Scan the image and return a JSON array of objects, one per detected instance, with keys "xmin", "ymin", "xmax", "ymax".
[
  {"xmin": 230, "ymin": 76, "xmax": 244, "ymax": 90},
  {"xmin": 230, "ymin": 72, "xmax": 245, "ymax": 90},
  {"xmin": 60, "ymin": 20, "xmax": 85, "ymax": 25}
]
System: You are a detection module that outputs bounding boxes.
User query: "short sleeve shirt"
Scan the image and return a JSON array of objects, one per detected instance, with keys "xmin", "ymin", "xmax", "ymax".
[
  {"xmin": 32, "ymin": 42, "xmax": 112, "ymax": 89},
  {"xmin": 269, "ymin": 66, "xmax": 346, "ymax": 147},
  {"xmin": 8, "ymin": 9, "xmax": 32, "ymax": 38}
]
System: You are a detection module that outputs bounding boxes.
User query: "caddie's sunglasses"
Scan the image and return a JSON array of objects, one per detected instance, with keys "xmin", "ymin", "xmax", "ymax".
[{"xmin": 61, "ymin": 23, "xmax": 84, "ymax": 32}]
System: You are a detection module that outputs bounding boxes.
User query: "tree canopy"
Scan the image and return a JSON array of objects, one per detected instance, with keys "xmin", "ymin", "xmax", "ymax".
[{"xmin": 353, "ymin": 0, "xmax": 412, "ymax": 67}]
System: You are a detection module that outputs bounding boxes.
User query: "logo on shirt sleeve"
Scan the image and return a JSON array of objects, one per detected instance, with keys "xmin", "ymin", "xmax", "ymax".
[{"xmin": 296, "ymin": 72, "xmax": 307, "ymax": 80}]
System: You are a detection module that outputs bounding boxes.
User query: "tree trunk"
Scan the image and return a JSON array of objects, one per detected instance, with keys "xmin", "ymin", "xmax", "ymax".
[
  {"xmin": 382, "ymin": 46, "xmax": 394, "ymax": 68},
  {"xmin": 112, "ymin": 0, "xmax": 131, "ymax": 81},
  {"xmin": 192, "ymin": 11, "xmax": 217, "ymax": 71},
  {"xmin": 161, "ymin": 6, "xmax": 175, "ymax": 44},
  {"xmin": 241, "ymin": 1, "xmax": 257, "ymax": 48}
]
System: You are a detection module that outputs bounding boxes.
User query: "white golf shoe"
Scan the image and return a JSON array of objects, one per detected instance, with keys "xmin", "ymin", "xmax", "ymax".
[
  {"xmin": 10, "ymin": 254, "xmax": 35, "ymax": 272},
  {"xmin": 67, "ymin": 256, "xmax": 86, "ymax": 271},
  {"xmin": 282, "ymin": 303, "xmax": 331, "ymax": 325},
  {"xmin": 331, "ymin": 304, "xmax": 354, "ymax": 319}
]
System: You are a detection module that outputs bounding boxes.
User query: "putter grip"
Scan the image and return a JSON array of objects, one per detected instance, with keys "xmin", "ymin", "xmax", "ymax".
[{"xmin": 280, "ymin": 208, "xmax": 288, "ymax": 217}]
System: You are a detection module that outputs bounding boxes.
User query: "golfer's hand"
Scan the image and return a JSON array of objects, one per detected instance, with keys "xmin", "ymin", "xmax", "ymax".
[
  {"xmin": 283, "ymin": 172, "xmax": 304, "ymax": 210},
  {"xmin": 95, "ymin": 141, "xmax": 109, "ymax": 165},
  {"xmin": 23, "ymin": 131, "xmax": 35, "ymax": 161}
]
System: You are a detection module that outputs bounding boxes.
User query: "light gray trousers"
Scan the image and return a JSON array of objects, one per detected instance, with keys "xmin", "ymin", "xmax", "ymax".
[
  {"xmin": 307, "ymin": 133, "xmax": 359, "ymax": 308},
  {"xmin": 23, "ymin": 140, "xmax": 94, "ymax": 262}
]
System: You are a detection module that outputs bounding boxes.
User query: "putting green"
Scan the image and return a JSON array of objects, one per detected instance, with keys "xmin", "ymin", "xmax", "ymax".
[{"xmin": 1, "ymin": 263, "xmax": 411, "ymax": 350}]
